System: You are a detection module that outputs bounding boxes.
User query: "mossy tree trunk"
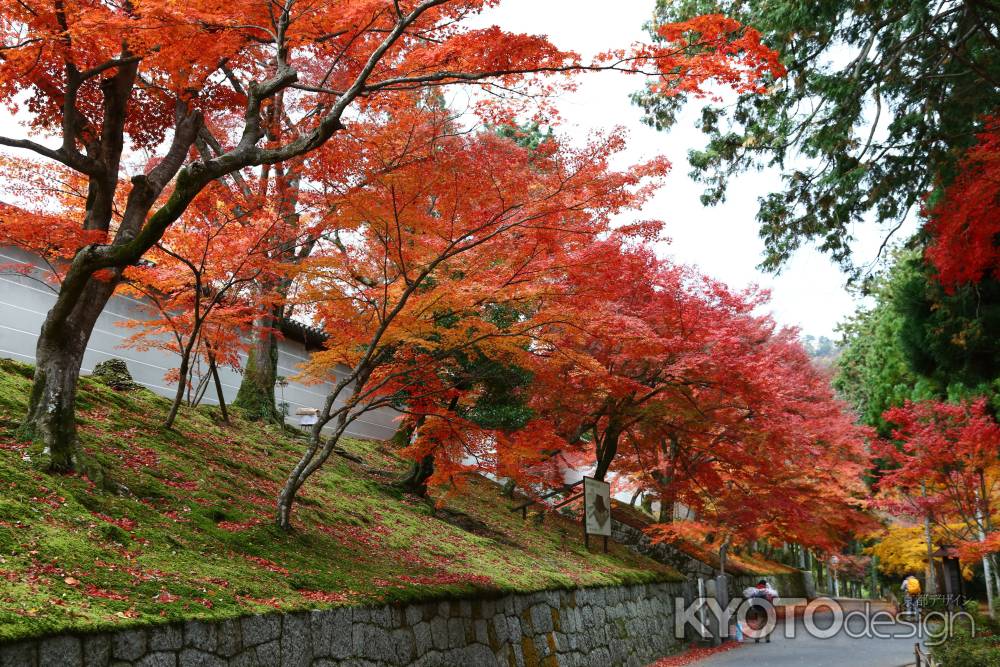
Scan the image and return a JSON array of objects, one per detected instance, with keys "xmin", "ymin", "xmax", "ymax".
[
  {"xmin": 22, "ymin": 273, "xmax": 119, "ymax": 472},
  {"xmin": 234, "ymin": 308, "xmax": 281, "ymax": 422}
]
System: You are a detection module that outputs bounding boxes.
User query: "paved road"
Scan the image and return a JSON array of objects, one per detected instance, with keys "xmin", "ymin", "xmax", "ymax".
[{"xmin": 692, "ymin": 600, "xmax": 923, "ymax": 667}]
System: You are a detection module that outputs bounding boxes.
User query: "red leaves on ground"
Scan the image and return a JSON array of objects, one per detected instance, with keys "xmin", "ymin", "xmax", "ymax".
[
  {"xmin": 299, "ymin": 590, "xmax": 351, "ymax": 604},
  {"xmin": 84, "ymin": 584, "xmax": 129, "ymax": 601},
  {"xmin": 244, "ymin": 556, "xmax": 289, "ymax": 576},
  {"xmin": 217, "ymin": 518, "xmax": 263, "ymax": 532},
  {"xmin": 396, "ymin": 573, "xmax": 493, "ymax": 587},
  {"xmin": 649, "ymin": 642, "xmax": 743, "ymax": 666},
  {"xmin": 91, "ymin": 513, "xmax": 138, "ymax": 532},
  {"xmin": 317, "ymin": 522, "xmax": 389, "ymax": 550},
  {"xmin": 153, "ymin": 590, "xmax": 179, "ymax": 603}
]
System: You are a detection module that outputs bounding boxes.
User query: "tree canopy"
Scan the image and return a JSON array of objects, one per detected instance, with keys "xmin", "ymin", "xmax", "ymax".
[{"xmin": 637, "ymin": 0, "xmax": 1000, "ymax": 275}]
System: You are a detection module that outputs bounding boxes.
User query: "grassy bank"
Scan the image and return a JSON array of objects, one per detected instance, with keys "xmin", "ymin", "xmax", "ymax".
[{"xmin": 0, "ymin": 358, "xmax": 679, "ymax": 642}]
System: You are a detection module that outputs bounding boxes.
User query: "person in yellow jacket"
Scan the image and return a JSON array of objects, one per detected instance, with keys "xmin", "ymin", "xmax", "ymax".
[{"xmin": 901, "ymin": 575, "xmax": 921, "ymax": 616}]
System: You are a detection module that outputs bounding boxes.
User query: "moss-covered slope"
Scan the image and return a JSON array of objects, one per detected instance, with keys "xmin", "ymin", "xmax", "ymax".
[{"xmin": 0, "ymin": 359, "xmax": 679, "ymax": 642}]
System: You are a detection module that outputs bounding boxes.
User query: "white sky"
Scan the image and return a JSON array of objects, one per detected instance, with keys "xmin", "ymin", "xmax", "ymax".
[{"xmin": 472, "ymin": 0, "xmax": 918, "ymax": 339}]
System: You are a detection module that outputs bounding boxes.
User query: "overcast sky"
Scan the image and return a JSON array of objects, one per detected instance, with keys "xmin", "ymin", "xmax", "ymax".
[{"xmin": 472, "ymin": 0, "xmax": 918, "ymax": 340}]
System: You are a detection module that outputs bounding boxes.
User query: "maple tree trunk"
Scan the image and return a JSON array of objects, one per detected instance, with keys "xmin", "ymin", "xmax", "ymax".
[
  {"xmin": 210, "ymin": 359, "xmax": 229, "ymax": 423},
  {"xmin": 22, "ymin": 273, "xmax": 119, "ymax": 472},
  {"xmin": 593, "ymin": 426, "xmax": 621, "ymax": 481},
  {"xmin": 397, "ymin": 454, "xmax": 435, "ymax": 496},
  {"xmin": 234, "ymin": 310, "xmax": 280, "ymax": 422},
  {"xmin": 164, "ymin": 342, "xmax": 198, "ymax": 430},
  {"xmin": 658, "ymin": 491, "xmax": 675, "ymax": 523}
]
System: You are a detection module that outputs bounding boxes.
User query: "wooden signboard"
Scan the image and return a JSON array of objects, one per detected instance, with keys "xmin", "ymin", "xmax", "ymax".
[{"xmin": 583, "ymin": 476, "xmax": 611, "ymax": 551}]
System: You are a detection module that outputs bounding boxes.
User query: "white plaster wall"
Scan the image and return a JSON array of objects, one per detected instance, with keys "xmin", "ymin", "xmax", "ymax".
[{"xmin": 0, "ymin": 246, "xmax": 399, "ymax": 441}]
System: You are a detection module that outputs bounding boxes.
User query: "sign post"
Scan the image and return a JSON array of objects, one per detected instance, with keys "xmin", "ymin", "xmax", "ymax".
[{"xmin": 583, "ymin": 476, "xmax": 612, "ymax": 553}]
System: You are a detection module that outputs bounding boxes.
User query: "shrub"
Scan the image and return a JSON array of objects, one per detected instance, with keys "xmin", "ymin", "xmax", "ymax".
[{"xmin": 932, "ymin": 635, "xmax": 1000, "ymax": 667}]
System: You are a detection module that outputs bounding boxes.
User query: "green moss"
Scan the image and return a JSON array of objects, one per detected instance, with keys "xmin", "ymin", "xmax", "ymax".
[{"xmin": 0, "ymin": 361, "xmax": 680, "ymax": 642}]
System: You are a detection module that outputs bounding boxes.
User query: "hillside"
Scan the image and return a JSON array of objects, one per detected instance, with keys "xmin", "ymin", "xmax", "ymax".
[{"xmin": 0, "ymin": 359, "xmax": 679, "ymax": 642}]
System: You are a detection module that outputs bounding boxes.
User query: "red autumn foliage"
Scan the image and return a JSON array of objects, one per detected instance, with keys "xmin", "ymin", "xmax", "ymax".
[
  {"xmin": 875, "ymin": 399, "xmax": 1000, "ymax": 561},
  {"xmin": 925, "ymin": 115, "xmax": 1000, "ymax": 287}
]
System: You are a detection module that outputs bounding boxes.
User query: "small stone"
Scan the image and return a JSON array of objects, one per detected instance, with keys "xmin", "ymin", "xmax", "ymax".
[
  {"xmin": 40, "ymin": 636, "xmax": 81, "ymax": 667},
  {"xmin": 112, "ymin": 630, "xmax": 147, "ymax": 661}
]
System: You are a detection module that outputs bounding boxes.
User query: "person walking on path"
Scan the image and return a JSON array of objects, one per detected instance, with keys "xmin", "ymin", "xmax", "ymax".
[{"xmin": 901, "ymin": 575, "xmax": 921, "ymax": 616}]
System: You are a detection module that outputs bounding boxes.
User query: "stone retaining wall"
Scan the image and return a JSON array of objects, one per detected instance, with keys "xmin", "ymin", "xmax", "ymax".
[{"xmin": 0, "ymin": 581, "xmax": 690, "ymax": 667}]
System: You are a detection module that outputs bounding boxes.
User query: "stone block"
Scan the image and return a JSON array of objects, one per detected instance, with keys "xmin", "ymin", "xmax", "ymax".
[
  {"xmin": 241, "ymin": 615, "xmax": 280, "ymax": 647},
  {"xmin": 226, "ymin": 650, "xmax": 260, "ymax": 667},
  {"xmin": 135, "ymin": 653, "xmax": 177, "ymax": 667},
  {"xmin": 446, "ymin": 618, "xmax": 465, "ymax": 649},
  {"xmin": 311, "ymin": 608, "xmax": 351, "ymax": 658},
  {"xmin": 474, "ymin": 620, "xmax": 488, "ymax": 646},
  {"xmin": 390, "ymin": 628, "xmax": 415, "ymax": 664},
  {"xmin": 429, "ymin": 617, "xmax": 448, "ymax": 651},
  {"xmin": 460, "ymin": 644, "xmax": 494, "ymax": 666},
  {"xmin": 506, "ymin": 616, "xmax": 522, "ymax": 642},
  {"xmin": 177, "ymin": 648, "xmax": 225, "ymax": 667},
  {"xmin": 369, "ymin": 605, "xmax": 392, "ymax": 628},
  {"xmin": 280, "ymin": 613, "xmax": 312, "ymax": 667},
  {"xmin": 529, "ymin": 604, "xmax": 553, "ymax": 634},
  {"xmin": 352, "ymin": 623, "xmax": 393, "ymax": 663},
  {"xmin": 491, "ymin": 615, "xmax": 508, "ymax": 646},
  {"xmin": 40, "ymin": 636, "xmax": 81, "ymax": 667},
  {"xmin": 149, "ymin": 625, "xmax": 183, "ymax": 652},
  {"xmin": 214, "ymin": 618, "xmax": 242, "ymax": 658},
  {"xmin": 254, "ymin": 640, "xmax": 280, "ymax": 667},
  {"xmin": 412, "ymin": 622, "xmax": 432, "ymax": 657},
  {"xmin": 113, "ymin": 630, "xmax": 148, "ymax": 661},
  {"xmin": 82, "ymin": 635, "xmax": 111, "ymax": 667},
  {"xmin": 404, "ymin": 605, "xmax": 423, "ymax": 627},
  {"xmin": 183, "ymin": 621, "xmax": 217, "ymax": 652}
]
